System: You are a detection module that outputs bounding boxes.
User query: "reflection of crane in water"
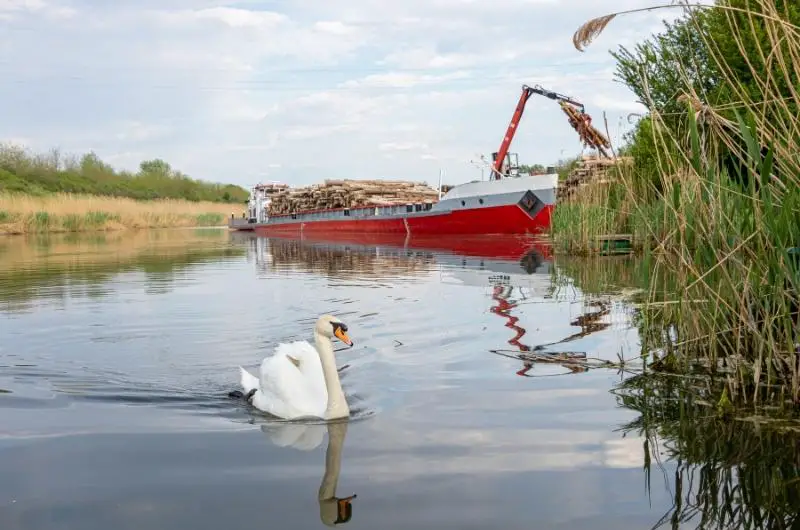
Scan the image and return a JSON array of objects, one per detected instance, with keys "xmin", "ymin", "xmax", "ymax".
[
  {"xmin": 489, "ymin": 285, "xmax": 614, "ymax": 376},
  {"xmin": 490, "ymin": 284, "xmax": 532, "ymax": 355}
]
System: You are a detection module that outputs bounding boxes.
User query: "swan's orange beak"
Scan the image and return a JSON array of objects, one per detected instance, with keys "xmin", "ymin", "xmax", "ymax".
[
  {"xmin": 336, "ymin": 495, "xmax": 356, "ymax": 523},
  {"xmin": 334, "ymin": 327, "xmax": 353, "ymax": 347}
]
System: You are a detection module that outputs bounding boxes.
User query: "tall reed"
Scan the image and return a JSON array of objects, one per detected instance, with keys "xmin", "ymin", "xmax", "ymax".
[
  {"xmin": 561, "ymin": 0, "xmax": 800, "ymax": 408},
  {"xmin": 0, "ymin": 192, "xmax": 238, "ymax": 234}
]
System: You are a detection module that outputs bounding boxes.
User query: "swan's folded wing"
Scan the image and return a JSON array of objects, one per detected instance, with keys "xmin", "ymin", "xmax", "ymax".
[
  {"xmin": 258, "ymin": 347, "xmax": 326, "ymax": 418},
  {"xmin": 274, "ymin": 341, "xmax": 327, "ymax": 399}
]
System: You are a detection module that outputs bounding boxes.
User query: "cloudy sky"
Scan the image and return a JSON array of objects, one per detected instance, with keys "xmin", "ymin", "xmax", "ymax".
[{"xmin": 0, "ymin": 0, "xmax": 682, "ymax": 188}]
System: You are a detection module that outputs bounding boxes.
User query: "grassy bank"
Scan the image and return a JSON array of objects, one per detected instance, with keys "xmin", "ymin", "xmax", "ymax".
[
  {"xmin": 0, "ymin": 144, "xmax": 249, "ymax": 234},
  {"xmin": 0, "ymin": 192, "xmax": 234, "ymax": 234},
  {"xmin": 552, "ymin": 1, "xmax": 800, "ymax": 413}
]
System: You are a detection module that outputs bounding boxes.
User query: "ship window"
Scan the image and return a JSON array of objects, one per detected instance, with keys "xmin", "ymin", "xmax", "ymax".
[
  {"xmin": 406, "ymin": 205, "xmax": 413, "ymax": 212},
  {"xmin": 478, "ymin": 198, "xmax": 484, "ymax": 205},
  {"xmin": 461, "ymin": 200, "xmax": 465, "ymax": 206},
  {"xmin": 344, "ymin": 209, "xmax": 350, "ymax": 216},
  {"xmin": 291, "ymin": 213, "xmax": 297, "ymax": 219}
]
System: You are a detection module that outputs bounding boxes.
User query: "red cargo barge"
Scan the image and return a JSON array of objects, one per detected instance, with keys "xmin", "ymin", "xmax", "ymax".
[{"xmin": 229, "ymin": 172, "xmax": 557, "ymax": 237}]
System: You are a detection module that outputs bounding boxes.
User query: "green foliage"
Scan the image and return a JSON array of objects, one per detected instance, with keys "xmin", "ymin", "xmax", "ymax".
[
  {"xmin": 518, "ymin": 164, "xmax": 546, "ymax": 174},
  {"xmin": 611, "ymin": 1, "xmax": 800, "ymax": 188},
  {"xmin": 518, "ymin": 158, "xmax": 582, "ymax": 181},
  {"xmin": 0, "ymin": 144, "xmax": 249, "ymax": 203},
  {"xmin": 705, "ymin": 0, "xmax": 800, "ymax": 119},
  {"xmin": 611, "ymin": 13, "xmax": 718, "ymax": 125}
]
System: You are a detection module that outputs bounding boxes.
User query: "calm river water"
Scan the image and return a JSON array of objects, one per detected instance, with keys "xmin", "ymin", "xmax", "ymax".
[{"xmin": 0, "ymin": 228, "xmax": 796, "ymax": 529}]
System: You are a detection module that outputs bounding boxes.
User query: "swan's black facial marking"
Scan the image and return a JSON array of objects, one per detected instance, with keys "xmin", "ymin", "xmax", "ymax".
[{"xmin": 331, "ymin": 321, "xmax": 353, "ymax": 347}]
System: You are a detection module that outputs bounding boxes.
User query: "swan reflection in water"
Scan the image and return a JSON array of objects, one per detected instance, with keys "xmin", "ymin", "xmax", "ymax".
[{"xmin": 260, "ymin": 419, "xmax": 357, "ymax": 526}]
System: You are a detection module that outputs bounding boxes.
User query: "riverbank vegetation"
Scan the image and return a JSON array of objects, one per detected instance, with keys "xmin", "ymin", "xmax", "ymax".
[
  {"xmin": 0, "ymin": 144, "xmax": 248, "ymax": 203},
  {"xmin": 554, "ymin": 1, "xmax": 800, "ymax": 415},
  {"xmin": 0, "ymin": 144, "xmax": 249, "ymax": 233},
  {"xmin": 0, "ymin": 193, "xmax": 234, "ymax": 234}
]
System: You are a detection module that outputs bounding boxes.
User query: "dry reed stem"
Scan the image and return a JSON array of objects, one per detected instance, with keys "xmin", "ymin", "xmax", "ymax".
[
  {"xmin": 573, "ymin": 2, "xmax": 800, "ymax": 52},
  {"xmin": 0, "ymin": 193, "xmax": 238, "ymax": 234}
]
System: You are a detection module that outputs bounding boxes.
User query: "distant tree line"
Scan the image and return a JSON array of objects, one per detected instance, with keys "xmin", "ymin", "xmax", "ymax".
[
  {"xmin": 520, "ymin": 158, "xmax": 581, "ymax": 181},
  {"xmin": 0, "ymin": 144, "xmax": 249, "ymax": 203}
]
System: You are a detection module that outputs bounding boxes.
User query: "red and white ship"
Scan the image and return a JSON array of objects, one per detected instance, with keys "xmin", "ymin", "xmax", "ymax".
[
  {"xmin": 230, "ymin": 169, "xmax": 556, "ymax": 237},
  {"xmin": 229, "ymin": 84, "xmax": 606, "ymax": 238}
]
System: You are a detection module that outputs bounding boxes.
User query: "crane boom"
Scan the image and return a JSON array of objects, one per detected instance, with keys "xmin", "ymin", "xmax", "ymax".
[{"xmin": 490, "ymin": 84, "xmax": 611, "ymax": 180}]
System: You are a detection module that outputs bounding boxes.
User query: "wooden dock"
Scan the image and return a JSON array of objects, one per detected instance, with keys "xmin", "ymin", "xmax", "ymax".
[{"xmin": 596, "ymin": 234, "xmax": 633, "ymax": 255}]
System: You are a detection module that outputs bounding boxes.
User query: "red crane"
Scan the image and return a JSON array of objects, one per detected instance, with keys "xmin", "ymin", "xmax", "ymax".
[{"xmin": 490, "ymin": 84, "xmax": 611, "ymax": 180}]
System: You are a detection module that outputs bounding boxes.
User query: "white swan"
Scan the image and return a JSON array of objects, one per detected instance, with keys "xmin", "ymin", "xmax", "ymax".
[{"xmin": 238, "ymin": 314, "xmax": 354, "ymax": 420}]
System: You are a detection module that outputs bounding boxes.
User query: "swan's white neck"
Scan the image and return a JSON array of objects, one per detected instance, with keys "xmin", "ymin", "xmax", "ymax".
[
  {"xmin": 318, "ymin": 420, "xmax": 350, "ymax": 526},
  {"xmin": 319, "ymin": 420, "xmax": 346, "ymax": 501},
  {"xmin": 314, "ymin": 330, "xmax": 350, "ymax": 420}
]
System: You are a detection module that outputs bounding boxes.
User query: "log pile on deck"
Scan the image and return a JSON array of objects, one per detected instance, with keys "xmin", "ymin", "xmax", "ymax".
[
  {"xmin": 267, "ymin": 179, "xmax": 440, "ymax": 215},
  {"xmin": 557, "ymin": 154, "xmax": 633, "ymax": 201}
]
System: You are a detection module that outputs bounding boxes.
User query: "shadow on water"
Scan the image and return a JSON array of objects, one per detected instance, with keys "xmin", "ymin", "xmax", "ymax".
[{"xmin": 1, "ymin": 229, "xmax": 799, "ymax": 528}]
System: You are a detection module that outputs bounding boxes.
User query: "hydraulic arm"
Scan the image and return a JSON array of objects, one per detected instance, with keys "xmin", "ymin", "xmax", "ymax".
[{"xmin": 490, "ymin": 84, "xmax": 612, "ymax": 180}]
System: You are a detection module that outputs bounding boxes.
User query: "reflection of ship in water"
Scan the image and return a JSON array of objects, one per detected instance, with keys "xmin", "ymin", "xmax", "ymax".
[
  {"xmin": 231, "ymin": 231, "xmax": 615, "ymax": 376},
  {"xmin": 232, "ymin": 231, "xmax": 554, "ymax": 285}
]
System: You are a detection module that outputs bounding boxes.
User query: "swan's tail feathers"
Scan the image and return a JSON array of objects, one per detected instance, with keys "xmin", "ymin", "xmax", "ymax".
[{"xmin": 239, "ymin": 366, "xmax": 260, "ymax": 395}]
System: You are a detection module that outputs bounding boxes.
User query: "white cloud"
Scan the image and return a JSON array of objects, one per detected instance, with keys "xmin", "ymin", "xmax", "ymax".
[
  {"xmin": 0, "ymin": 0, "xmax": 74, "ymax": 18},
  {"xmin": 379, "ymin": 142, "xmax": 429, "ymax": 152},
  {"xmin": 0, "ymin": 0, "xmax": 687, "ymax": 188},
  {"xmin": 340, "ymin": 71, "xmax": 472, "ymax": 89}
]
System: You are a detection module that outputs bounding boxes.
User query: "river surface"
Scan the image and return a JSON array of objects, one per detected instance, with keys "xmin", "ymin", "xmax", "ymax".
[{"xmin": 0, "ymin": 229, "xmax": 796, "ymax": 529}]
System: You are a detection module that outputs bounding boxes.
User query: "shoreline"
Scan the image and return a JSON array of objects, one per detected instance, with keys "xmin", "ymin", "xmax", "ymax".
[{"xmin": 0, "ymin": 192, "xmax": 242, "ymax": 235}]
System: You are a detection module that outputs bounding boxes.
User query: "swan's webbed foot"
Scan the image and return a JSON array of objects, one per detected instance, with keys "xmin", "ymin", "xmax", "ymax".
[{"xmin": 228, "ymin": 389, "xmax": 258, "ymax": 403}]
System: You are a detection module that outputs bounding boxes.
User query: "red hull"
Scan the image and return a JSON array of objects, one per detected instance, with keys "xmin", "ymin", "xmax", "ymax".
[
  {"xmin": 254, "ymin": 203, "xmax": 552, "ymax": 238},
  {"xmin": 263, "ymin": 231, "xmax": 553, "ymax": 261}
]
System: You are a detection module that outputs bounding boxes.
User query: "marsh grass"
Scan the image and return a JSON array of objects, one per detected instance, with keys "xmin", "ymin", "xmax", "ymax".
[
  {"xmin": 558, "ymin": 0, "xmax": 800, "ymax": 409},
  {"xmin": 0, "ymin": 192, "xmax": 236, "ymax": 234}
]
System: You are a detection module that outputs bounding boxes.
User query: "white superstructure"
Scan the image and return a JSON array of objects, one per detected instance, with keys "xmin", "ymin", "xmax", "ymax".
[{"xmin": 247, "ymin": 182, "xmax": 288, "ymax": 223}]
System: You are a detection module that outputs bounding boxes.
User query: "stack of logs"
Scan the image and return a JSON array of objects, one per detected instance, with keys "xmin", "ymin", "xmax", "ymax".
[
  {"xmin": 557, "ymin": 154, "xmax": 633, "ymax": 201},
  {"xmin": 559, "ymin": 101, "xmax": 613, "ymax": 158},
  {"xmin": 267, "ymin": 179, "xmax": 441, "ymax": 215}
]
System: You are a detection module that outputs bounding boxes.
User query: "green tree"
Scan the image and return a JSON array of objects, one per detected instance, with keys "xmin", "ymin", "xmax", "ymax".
[{"xmin": 611, "ymin": 13, "xmax": 718, "ymax": 126}]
